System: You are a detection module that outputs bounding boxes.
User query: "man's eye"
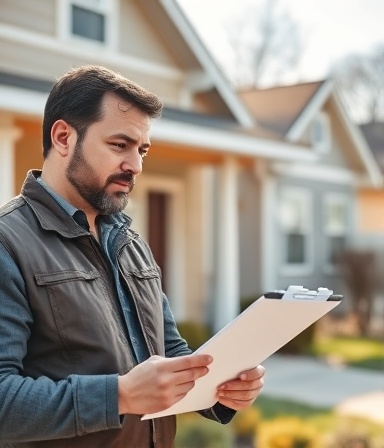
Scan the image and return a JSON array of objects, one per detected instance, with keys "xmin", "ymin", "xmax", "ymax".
[
  {"xmin": 112, "ymin": 143, "xmax": 126, "ymax": 149},
  {"xmin": 140, "ymin": 149, "xmax": 149, "ymax": 158}
]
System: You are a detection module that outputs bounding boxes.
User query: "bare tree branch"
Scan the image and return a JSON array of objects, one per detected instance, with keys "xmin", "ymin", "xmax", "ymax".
[
  {"xmin": 332, "ymin": 44, "xmax": 384, "ymax": 123},
  {"xmin": 224, "ymin": 0, "xmax": 303, "ymax": 87}
]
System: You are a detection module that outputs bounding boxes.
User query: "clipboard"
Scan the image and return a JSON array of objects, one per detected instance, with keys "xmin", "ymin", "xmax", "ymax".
[{"xmin": 142, "ymin": 285, "xmax": 342, "ymax": 420}]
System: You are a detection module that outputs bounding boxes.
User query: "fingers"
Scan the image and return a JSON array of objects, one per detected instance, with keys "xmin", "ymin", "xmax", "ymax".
[
  {"xmin": 216, "ymin": 365, "xmax": 265, "ymax": 411},
  {"xmin": 118, "ymin": 355, "xmax": 213, "ymax": 415},
  {"xmin": 171, "ymin": 354, "xmax": 214, "ymax": 372}
]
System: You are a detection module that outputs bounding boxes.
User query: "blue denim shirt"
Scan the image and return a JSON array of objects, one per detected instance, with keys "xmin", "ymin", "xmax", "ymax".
[{"xmin": 0, "ymin": 181, "xmax": 235, "ymax": 442}]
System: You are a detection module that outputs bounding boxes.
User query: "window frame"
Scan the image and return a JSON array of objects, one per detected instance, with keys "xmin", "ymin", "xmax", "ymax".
[
  {"xmin": 323, "ymin": 193, "xmax": 349, "ymax": 273},
  {"xmin": 57, "ymin": 0, "xmax": 118, "ymax": 49},
  {"xmin": 310, "ymin": 112, "xmax": 331, "ymax": 154},
  {"xmin": 279, "ymin": 187, "xmax": 314, "ymax": 276}
]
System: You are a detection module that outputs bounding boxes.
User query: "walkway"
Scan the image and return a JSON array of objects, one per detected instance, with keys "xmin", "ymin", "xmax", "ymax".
[{"xmin": 260, "ymin": 354, "xmax": 384, "ymax": 423}]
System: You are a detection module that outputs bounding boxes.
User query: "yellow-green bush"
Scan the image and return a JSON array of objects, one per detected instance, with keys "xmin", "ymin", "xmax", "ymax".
[
  {"xmin": 257, "ymin": 416, "xmax": 321, "ymax": 448},
  {"xmin": 176, "ymin": 321, "xmax": 211, "ymax": 351},
  {"xmin": 175, "ymin": 413, "xmax": 233, "ymax": 448},
  {"xmin": 231, "ymin": 406, "xmax": 261, "ymax": 438}
]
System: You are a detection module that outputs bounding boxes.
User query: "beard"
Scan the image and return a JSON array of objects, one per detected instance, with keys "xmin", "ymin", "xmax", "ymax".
[{"xmin": 66, "ymin": 141, "xmax": 135, "ymax": 215}]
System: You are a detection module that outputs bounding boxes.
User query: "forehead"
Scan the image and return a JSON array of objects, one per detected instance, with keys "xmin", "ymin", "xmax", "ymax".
[{"xmin": 100, "ymin": 92, "xmax": 151, "ymax": 133}]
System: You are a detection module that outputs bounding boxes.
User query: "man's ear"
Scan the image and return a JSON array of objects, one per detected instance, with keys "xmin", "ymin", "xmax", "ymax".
[{"xmin": 51, "ymin": 120, "xmax": 76, "ymax": 156}]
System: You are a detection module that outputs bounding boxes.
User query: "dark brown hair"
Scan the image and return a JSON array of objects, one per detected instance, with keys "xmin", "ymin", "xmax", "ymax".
[{"xmin": 42, "ymin": 65, "xmax": 163, "ymax": 158}]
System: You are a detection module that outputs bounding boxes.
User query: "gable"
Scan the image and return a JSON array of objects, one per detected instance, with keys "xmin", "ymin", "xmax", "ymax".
[{"xmin": 239, "ymin": 82, "xmax": 324, "ymax": 136}]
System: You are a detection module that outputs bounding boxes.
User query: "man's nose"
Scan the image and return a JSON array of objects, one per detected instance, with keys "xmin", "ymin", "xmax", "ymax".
[{"xmin": 121, "ymin": 151, "xmax": 143, "ymax": 176}]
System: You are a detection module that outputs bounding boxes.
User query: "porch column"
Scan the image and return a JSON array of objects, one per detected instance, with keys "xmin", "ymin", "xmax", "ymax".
[
  {"xmin": 0, "ymin": 115, "xmax": 22, "ymax": 206},
  {"xmin": 213, "ymin": 156, "xmax": 240, "ymax": 333}
]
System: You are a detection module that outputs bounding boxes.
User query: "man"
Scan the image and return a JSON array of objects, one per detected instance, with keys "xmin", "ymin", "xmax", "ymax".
[{"xmin": 0, "ymin": 65, "xmax": 265, "ymax": 447}]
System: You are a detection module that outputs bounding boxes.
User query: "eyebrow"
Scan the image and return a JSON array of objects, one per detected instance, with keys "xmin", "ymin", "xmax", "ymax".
[{"xmin": 110, "ymin": 133, "xmax": 151, "ymax": 149}]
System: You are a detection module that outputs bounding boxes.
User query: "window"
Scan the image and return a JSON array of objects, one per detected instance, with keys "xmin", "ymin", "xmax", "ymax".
[
  {"xmin": 71, "ymin": 4, "xmax": 105, "ymax": 42},
  {"xmin": 60, "ymin": 0, "xmax": 115, "ymax": 46},
  {"xmin": 280, "ymin": 188, "xmax": 313, "ymax": 272},
  {"xmin": 310, "ymin": 112, "xmax": 330, "ymax": 153},
  {"xmin": 323, "ymin": 194, "xmax": 348, "ymax": 267}
]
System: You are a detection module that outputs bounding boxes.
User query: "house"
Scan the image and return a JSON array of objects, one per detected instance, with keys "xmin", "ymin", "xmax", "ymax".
[
  {"xmin": 0, "ymin": 0, "xmax": 380, "ymax": 333},
  {"xmin": 239, "ymin": 81, "xmax": 382, "ymax": 313},
  {"xmin": 358, "ymin": 122, "xmax": 384, "ymax": 247}
]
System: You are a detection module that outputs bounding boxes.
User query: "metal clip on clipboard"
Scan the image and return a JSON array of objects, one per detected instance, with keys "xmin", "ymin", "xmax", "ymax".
[{"xmin": 281, "ymin": 285, "xmax": 333, "ymax": 301}]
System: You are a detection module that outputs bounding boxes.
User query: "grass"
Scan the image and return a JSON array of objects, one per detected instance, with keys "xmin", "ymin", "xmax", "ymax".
[
  {"xmin": 309, "ymin": 335, "xmax": 384, "ymax": 371},
  {"xmin": 254, "ymin": 395, "xmax": 331, "ymax": 420}
]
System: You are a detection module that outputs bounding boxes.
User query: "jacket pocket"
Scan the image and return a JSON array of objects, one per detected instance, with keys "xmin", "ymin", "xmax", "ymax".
[
  {"xmin": 33, "ymin": 269, "xmax": 128, "ymax": 374},
  {"xmin": 35, "ymin": 270, "xmax": 100, "ymax": 285}
]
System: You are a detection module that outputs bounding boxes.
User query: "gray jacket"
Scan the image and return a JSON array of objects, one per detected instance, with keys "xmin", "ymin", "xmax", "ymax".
[{"xmin": 0, "ymin": 171, "xmax": 175, "ymax": 447}]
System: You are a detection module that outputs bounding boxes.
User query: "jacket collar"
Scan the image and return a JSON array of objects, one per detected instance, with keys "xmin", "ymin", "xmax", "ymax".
[{"xmin": 21, "ymin": 170, "xmax": 132, "ymax": 238}]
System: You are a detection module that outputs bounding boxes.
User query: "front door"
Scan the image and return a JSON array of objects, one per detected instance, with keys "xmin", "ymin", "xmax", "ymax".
[{"xmin": 148, "ymin": 191, "xmax": 169, "ymax": 293}]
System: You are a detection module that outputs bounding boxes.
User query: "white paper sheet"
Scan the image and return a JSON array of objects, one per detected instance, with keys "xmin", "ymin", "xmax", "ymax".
[{"xmin": 142, "ymin": 292, "xmax": 340, "ymax": 420}]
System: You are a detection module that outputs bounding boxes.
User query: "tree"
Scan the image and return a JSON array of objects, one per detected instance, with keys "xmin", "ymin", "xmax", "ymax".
[
  {"xmin": 337, "ymin": 249, "xmax": 379, "ymax": 336},
  {"xmin": 331, "ymin": 44, "xmax": 384, "ymax": 124},
  {"xmin": 224, "ymin": 0, "xmax": 303, "ymax": 87}
]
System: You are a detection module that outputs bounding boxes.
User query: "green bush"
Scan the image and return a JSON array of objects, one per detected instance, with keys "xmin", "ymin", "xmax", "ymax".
[
  {"xmin": 277, "ymin": 323, "xmax": 317, "ymax": 355},
  {"xmin": 175, "ymin": 413, "xmax": 233, "ymax": 448},
  {"xmin": 176, "ymin": 321, "xmax": 211, "ymax": 352}
]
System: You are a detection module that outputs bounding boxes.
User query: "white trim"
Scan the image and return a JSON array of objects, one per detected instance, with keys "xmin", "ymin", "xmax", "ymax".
[
  {"xmin": 127, "ymin": 174, "xmax": 186, "ymax": 321},
  {"xmin": 287, "ymin": 80, "xmax": 334, "ymax": 141},
  {"xmin": 152, "ymin": 119, "xmax": 318, "ymax": 162},
  {"xmin": 213, "ymin": 156, "xmax": 240, "ymax": 331},
  {"xmin": 258, "ymin": 162, "xmax": 277, "ymax": 291},
  {"xmin": 271, "ymin": 162, "xmax": 360, "ymax": 185},
  {"xmin": 0, "ymin": 23, "xmax": 183, "ymax": 81},
  {"xmin": 0, "ymin": 85, "xmax": 47, "ymax": 117},
  {"xmin": 0, "ymin": 122, "xmax": 22, "ymax": 204},
  {"xmin": 159, "ymin": 0, "xmax": 255, "ymax": 128},
  {"xmin": 279, "ymin": 187, "xmax": 314, "ymax": 277}
]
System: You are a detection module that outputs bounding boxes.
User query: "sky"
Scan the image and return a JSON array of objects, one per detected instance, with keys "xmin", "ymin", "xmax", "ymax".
[{"xmin": 177, "ymin": 0, "xmax": 384, "ymax": 85}]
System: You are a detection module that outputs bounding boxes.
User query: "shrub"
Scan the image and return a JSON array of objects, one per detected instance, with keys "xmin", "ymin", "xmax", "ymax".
[
  {"xmin": 176, "ymin": 321, "xmax": 211, "ymax": 351},
  {"xmin": 257, "ymin": 416, "xmax": 321, "ymax": 448},
  {"xmin": 175, "ymin": 413, "xmax": 233, "ymax": 448},
  {"xmin": 231, "ymin": 406, "xmax": 261, "ymax": 447},
  {"xmin": 277, "ymin": 323, "xmax": 317, "ymax": 355},
  {"xmin": 231, "ymin": 406, "xmax": 261, "ymax": 438}
]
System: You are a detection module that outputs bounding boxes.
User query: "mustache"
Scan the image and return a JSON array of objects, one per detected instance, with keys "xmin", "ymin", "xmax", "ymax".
[{"xmin": 106, "ymin": 172, "xmax": 136, "ymax": 189}]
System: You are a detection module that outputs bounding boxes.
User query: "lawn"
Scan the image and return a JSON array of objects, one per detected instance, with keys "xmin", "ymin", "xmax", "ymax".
[
  {"xmin": 309, "ymin": 335, "xmax": 384, "ymax": 370},
  {"xmin": 254, "ymin": 395, "xmax": 330, "ymax": 420}
]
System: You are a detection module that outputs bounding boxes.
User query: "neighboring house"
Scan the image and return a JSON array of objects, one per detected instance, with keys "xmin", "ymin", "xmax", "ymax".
[
  {"xmin": 0, "ymin": 1, "xmax": 380, "ymax": 332},
  {"xmin": 358, "ymin": 122, "xmax": 384, "ymax": 247},
  {"xmin": 239, "ymin": 81, "xmax": 382, "ymax": 313}
]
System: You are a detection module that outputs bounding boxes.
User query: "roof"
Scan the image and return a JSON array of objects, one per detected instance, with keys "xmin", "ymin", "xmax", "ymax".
[
  {"xmin": 360, "ymin": 122, "xmax": 384, "ymax": 173},
  {"xmin": 238, "ymin": 81, "xmax": 326, "ymax": 136}
]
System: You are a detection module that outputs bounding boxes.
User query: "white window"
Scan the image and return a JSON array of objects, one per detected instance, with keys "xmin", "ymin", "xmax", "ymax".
[
  {"xmin": 279, "ymin": 188, "xmax": 313, "ymax": 274},
  {"xmin": 59, "ymin": 0, "xmax": 117, "ymax": 48},
  {"xmin": 323, "ymin": 194, "xmax": 349, "ymax": 269},
  {"xmin": 310, "ymin": 112, "xmax": 330, "ymax": 153}
]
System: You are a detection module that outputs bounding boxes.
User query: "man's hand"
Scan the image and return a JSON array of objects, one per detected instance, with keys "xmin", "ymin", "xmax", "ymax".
[
  {"xmin": 117, "ymin": 354, "xmax": 212, "ymax": 415},
  {"xmin": 216, "ymin": 365, "xmax": 265, "ymax": 411}
]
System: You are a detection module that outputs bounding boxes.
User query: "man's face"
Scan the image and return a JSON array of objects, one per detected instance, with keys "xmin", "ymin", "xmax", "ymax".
[{"xmin": 66, "ymin": 92, "xmax": 151, "ymax": 215}]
